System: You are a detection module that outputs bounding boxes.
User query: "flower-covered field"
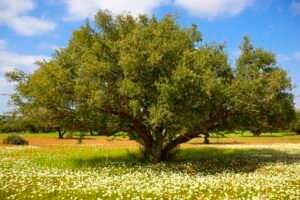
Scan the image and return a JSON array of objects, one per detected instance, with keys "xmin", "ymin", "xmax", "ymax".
[{"xmin": 0, "ymin": 144, "xmax": 300, "ymax": 200}]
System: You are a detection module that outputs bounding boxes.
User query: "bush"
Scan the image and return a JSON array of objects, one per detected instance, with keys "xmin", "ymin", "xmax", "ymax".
[
  {"xmin": 2, "ymin": 135, "xmax": 29, "ymax": 145},
  {"xmin": 128, "ymin": 133, "xmax": 140, "ymax": 140},
  {"xmin": 293, "ymin": 128, "xmax": 300, "ymax": 135}
]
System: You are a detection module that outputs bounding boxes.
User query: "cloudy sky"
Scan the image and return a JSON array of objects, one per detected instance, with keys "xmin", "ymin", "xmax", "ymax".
[{"xmin": 0, "ymin": 0, "xmax": 300, "ymax": 113}]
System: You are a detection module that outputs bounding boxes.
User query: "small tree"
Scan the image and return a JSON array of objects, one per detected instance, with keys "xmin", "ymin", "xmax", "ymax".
[
  {"xmin": 7, "ymin": 11, "xmax": 295, "ymax": 162},
  {"xmin": 225, "ymin": 37, "xmax": 295, "ymax": 136},
  {"xmin": 3, "ymin": 134, "xmax": 28, "ymax": 145}
]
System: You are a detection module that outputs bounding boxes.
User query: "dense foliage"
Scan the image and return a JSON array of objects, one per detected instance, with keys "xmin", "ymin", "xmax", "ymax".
[
  {"xmin": 290, "ymin": 111, "xmax": 300, "ymax": 135},
  {"xmin": 0, "ymin": 114, "xmax": 52, "ymax": 133},
  {"xmin": 6, "ymin": 11, "xmax": 294, "ymax": 162},
  {"xmin": 223, "ymin": 37, "xmax": 295, "ymax": 136}
]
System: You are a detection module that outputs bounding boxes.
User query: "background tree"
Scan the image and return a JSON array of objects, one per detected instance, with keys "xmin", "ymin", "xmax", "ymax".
[
  {"xmin": 0, "ymin": 112, "xmax": 52, "ymax": 133},
  {"xmin": 224, "ymin": 36, "xmax": 295, "ymax": 136},
  {"xmin": 290, "ymin": 110, "xmax": 300, "ymax": 135},
  {"xmin": 6, "ymin": 11, "xmax": 295, "ymax": 162}
]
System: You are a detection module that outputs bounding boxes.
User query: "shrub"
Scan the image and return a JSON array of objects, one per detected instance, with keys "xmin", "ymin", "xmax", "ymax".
[
  {"xmin": 128, "ymin": 133, "xmax": 140, "ymax": 140},
  {"xmin": 293, "ymin": 128, "xmax": 300, "ymax": 135},
  {"xmin": 2, "ymin": 135, "xmax": 29, "ymax": 145}
]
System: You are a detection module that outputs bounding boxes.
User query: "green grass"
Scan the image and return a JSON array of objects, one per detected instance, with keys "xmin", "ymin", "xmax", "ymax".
[
  {"xmin": 0, "ymin": 144, "xmax": 300, "ymax": 199},
  {"xmin": 32, "ymin": 147, "xmax": 139, "ymax": 169}
]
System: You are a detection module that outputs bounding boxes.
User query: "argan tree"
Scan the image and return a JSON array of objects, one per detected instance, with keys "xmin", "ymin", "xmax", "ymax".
[
  {"xmin": 7, "ymin": 11, "xmax": 294, "ymax": 162},
  {"xmin": 224, "ymin": 37, "xmax": 295, "ymax": 136}
]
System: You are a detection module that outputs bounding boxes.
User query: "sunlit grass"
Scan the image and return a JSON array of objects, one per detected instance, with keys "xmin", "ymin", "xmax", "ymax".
[{"xmin": 1, "ymin": 144, "xmax": 300, "ymax": 199}]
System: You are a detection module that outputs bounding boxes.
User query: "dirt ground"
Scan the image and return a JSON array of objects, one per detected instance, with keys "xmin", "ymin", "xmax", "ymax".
[
  {"xmin": 2, "ymin": 135, "xmax": 299, "ymax": 148},
  {"xmin": 16, "ymin": 137, "xmax": 140, "ymax": 148}
]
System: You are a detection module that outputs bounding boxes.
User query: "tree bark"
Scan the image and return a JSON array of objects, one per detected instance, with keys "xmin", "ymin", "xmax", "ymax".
[
  {"xmin": 143, "ymin": 133, "xmax": 198, "ymax": 162},
  {"xmin": 57, "ymin": 128, "xmax": 64, "ymax": 139},
  {"xmin": 143, "ymin": 143, "xmax": 164, "ymax": 163}
]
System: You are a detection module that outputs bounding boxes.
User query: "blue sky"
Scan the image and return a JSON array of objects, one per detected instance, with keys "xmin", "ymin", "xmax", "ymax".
[{"xmin": 0, "ymin": 0, "xmax": 300, "ymax": 113}]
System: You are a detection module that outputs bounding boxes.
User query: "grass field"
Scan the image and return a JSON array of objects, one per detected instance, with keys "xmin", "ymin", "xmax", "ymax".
[{"xmin": 0, "ymin": 133, "xmax": 300, "ymax": 199}]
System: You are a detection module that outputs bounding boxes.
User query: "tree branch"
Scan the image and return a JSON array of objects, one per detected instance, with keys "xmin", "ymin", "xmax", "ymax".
[{"xmin": 99, "ymin": 106, "xmax": 154, "ymax": 146}]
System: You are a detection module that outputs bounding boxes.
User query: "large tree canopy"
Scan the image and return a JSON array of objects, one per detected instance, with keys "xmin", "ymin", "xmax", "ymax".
[{"xmin": 6, "ymin": 11, "xmax": 294, "ymax": 162}]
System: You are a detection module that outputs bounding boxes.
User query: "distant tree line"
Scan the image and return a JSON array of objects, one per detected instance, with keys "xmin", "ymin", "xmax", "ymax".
[{"xmin": 0, "ymin": 114, "xmax": 53, "ymax": 133}]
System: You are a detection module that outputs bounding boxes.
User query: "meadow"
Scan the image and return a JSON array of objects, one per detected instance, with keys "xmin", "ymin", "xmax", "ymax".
[{"xmin": 0, "ymin": 133, "xmax": 300, "ymax": 199}]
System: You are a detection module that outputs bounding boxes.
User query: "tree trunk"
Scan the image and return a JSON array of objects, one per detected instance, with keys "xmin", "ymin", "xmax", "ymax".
[
  {"xmin": 142, "ymin": 133, "xmax": 195, "ymax": 163},
  {"xmin": 57, "ymin": 128, "xmax": 65, "ymax": 139},
  {"xmin": 78, "ymin": 133, "xmax": 84, "ymax": 144},
  {"xmin": 143, "ymin": 144, "xmax": 164, "ymax": 163},
  {"xmin": 143, "ymin": 143, "xmax": 175, "ymax": 163},
  {"xmin": 204, "ymin": 133, "xmax": 210, "ymax": 144},
  {"xmin": 252, "ymin": 130, "xmax": 261, "ymax": 137},
  {"xmin": 143, "ymin": 132, "xmax": 165, "ymax": 163},
  {"xmin": 90, "ymin": 131, "xmax": 95, "ymax": 136}
]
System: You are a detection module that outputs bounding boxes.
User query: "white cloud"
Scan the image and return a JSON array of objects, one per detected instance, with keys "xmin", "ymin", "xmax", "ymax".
[
  {"xmin": 174, "ymin": 0, "xmax": 254, "ymax": 19},
  {"xmin": 0, "ymin": 49, "xmax": 50, "ymax": 74},
  {"xmin": 0, "ymin": 0, "xmax": 56, "ymax": 36},
  {"xmin": 0, "ymin": 46, "xmax": 49, "ymax": 111},
  {"xmin": 63, "ymin": 0, "xmax": 163, "ymax": 21},
  {"xmin": 291, "ymin": 1, "xmax": 300, "ymax": 15},
  {"xmin": 0, "ymin": 40, "xmax": 6, "ymax": 50},
  {"xmin": 9, "ymin": 16, "xmax": 56, "ymax": 36}
]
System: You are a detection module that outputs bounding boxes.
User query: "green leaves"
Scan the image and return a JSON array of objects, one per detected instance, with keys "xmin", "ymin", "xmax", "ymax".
[
  {"xmin": 228, "ymin": 37, "xmax": 295, "ymax": 133},
  {"xmin": 147, "ymin": 104, "xmax": 173, "ymax": 129},
  {"xmin": 118, "ymin": 79, "xmax": 141, "ymax": 98}
]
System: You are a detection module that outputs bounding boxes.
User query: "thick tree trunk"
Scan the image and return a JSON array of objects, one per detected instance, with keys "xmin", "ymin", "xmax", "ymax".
[
  {"xmin": 143, "ymin": 145, "xmax": 164, "ymax": 163},
  {"xmin": 142, "ymin": 132, "xmax": 165, "ymax": 163},
  {"xmin": 143, "ymin": 143, "xmax": 175, "ymax": 163},
  {"xmin": 143, "ymin": 133, "xmax": 195, "ymax": 163}
]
